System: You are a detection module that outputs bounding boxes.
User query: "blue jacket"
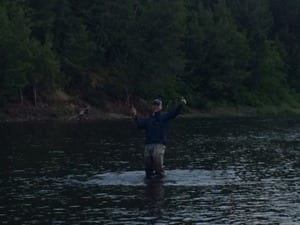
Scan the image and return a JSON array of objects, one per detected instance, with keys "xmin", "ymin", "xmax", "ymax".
[{"xmin": 134, "ymin": 105, "xmax": 182, "ymax": 145}]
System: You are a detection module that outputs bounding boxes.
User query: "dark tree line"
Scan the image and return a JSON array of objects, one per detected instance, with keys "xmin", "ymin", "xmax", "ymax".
[{"xmin": 0, "ymin": 0, "xmax": 300, "ymax": 108}]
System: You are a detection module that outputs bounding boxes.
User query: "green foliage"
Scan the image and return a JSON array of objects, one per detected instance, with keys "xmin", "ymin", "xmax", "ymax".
[
  {"xmin": 28, "ymin": 40, "xmax": 60, "ymax": 90},
  {"xmin": 0, "ymin": 1, "xmax": 60, "ymax": 104},
  {"xmin": 257, "ymin": 41, "xmax": 288, "ymax": 104},
  {"xmin": 184, "ymin": 0, "xmax": 251, "ymax": 104},
  {"xmin": 0, "ymin": 2, "xmax": 31, "ymax": 98},
  {"xmin": 0, "ymin": 0, "xmax": 300, "ymax": 110}
]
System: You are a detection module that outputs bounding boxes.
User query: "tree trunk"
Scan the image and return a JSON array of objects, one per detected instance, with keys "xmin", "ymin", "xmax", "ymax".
[
  {"xmin": 19, "ymin": 89, "xmax": 23, "ymax": 105},
  {"xmin": 33, "ymin": 86, "xmax": 37, "ymax": 106}
]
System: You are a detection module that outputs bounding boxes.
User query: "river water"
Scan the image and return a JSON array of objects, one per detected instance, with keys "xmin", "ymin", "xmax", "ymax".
[{"xmin": 0, "ymin": 118, "xmax": 299, "ymax": 224}]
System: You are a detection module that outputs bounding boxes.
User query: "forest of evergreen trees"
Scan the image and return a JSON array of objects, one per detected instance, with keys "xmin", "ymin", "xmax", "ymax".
[{"xmin": 1, "ymin": 0, "xmax": 300, "ymax": 110}]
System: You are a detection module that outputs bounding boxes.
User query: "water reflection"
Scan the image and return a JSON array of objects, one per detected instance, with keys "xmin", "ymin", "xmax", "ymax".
[
  {"xmin": 0, "ymin": 118, "xmax": 299, "ymax": 224},
  {"xmin": 144, "ymin": 180, "xmax": 165, "ymax": 223}
]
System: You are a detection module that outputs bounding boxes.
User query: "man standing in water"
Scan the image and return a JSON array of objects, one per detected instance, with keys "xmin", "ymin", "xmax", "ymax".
[{"xmin": 132, "ymin": 97, "xmax": 187, "ymax": 179}]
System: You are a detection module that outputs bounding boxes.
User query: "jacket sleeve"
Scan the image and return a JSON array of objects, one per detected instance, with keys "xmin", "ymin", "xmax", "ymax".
[
  {"xmin": 163, "ymin": 104, "xmax": 183, "ymax": 121},
  {"xmin": 134, "ymin": 116, "xmax": 146, "ymax": 129}
]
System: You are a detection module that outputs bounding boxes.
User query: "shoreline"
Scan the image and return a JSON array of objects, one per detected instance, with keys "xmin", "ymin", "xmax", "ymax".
[{"xmin": 1, "ymin": 103, "xmax": 299, "ymax": 123}]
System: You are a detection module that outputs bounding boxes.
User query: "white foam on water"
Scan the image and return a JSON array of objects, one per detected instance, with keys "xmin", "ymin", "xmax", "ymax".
[{"xmin": 86, "ymin": 169, "xmax": 240, "ymax": 186}]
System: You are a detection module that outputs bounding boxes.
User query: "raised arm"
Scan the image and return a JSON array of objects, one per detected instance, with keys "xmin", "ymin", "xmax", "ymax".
[
  {"xmin": 163, "ymin": 105, "xmax": 182, "ymax": 121},
  {"xmin": 163, "ymin": 97, "xmax": 187, "ymax": 121},
  {"xmin": 132, "ymin": 105, "xmax": 146, "ymax": 129},
  {"xmin": 133, "ymin": 116, "xmax": 146, "ymax": 129}
]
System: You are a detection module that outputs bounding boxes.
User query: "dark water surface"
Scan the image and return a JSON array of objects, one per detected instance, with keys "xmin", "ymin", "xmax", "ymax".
[{"xmin": 0, "ymin": 118, "xmax": 299, "ymax": 224}]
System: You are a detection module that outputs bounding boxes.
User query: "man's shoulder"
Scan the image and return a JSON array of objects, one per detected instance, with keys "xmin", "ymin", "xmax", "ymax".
[{"xmin": 160, "ymin": 111, "xmax": 170, "ymax": 119}]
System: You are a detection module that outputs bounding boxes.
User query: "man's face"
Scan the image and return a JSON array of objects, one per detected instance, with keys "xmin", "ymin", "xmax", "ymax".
[{"xmin": 151, "ymin": 104, "xmax": 162, "ymax": 112}]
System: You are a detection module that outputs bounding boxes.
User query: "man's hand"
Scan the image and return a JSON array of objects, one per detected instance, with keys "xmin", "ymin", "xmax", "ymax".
[
  {"xmin": 131, "ymin": 105, "xmax": 137, "ymax": 117},
  {"xmin": 181, "ymin": 96, "xmax": 187, "ymax": 105}
]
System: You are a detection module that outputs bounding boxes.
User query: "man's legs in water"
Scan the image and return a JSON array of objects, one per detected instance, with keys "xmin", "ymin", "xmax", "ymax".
[
  {"xmin": 144, "ymin": 144, "xmax": 166, "ymax": 178},
  {"xmin": 152, "ymin": 144, "xmax": 165, "ymax": 178},
  {"xmin": 144, "ymin": 145, "xmax": 154, "ymax": 178}
]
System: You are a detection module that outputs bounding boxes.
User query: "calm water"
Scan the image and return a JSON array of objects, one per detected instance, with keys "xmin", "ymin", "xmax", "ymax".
[{"xmin": 0, "ymin": 118, "xmax": 299, "ymax": 224}]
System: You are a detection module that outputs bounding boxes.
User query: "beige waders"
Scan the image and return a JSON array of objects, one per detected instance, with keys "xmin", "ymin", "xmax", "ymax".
[{"xmin": 144, "ymin": 144, "xmax": 166, "ymax": 178}]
